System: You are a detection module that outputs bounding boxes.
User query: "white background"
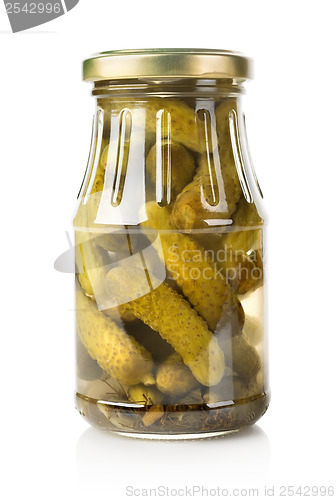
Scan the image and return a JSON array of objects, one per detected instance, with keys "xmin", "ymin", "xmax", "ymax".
[{"xmin": 1, "ymin": 1, "xmax": 336, "ymax": 499}]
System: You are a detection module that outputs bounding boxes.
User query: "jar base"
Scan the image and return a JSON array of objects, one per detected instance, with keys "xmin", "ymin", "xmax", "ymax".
[
  {"xmin": 114, "ymin": 429, "xmax": 241, "ymax": 440},
  {"xmin": 75, "ymin": 391, "xmax": 270, "ymax": 440}
]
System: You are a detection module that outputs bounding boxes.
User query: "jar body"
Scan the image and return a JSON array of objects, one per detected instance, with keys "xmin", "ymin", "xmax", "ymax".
[{"xmin": 73, "ymin": 80, "xmax": 269, "ymax": 438}]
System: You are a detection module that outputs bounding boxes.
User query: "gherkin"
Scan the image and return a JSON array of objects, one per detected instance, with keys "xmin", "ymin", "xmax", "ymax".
[
  {"xmin": 216, "ymin": 99, "xmax": 238, "ymax": 149},
  {"xmin": 190, "ymin": 196, "xmax": 264, "ymax": 295},
  {"xmin": 170, "ymin": 99, "xmax": 241, "ymax": 230},
  {"xmin": 221, "ymin": 333, "xmax": 261, "ymax": 382},
  {"xmin": 144, "ymin": 99, "xmax": 214, "ymax": 153},
  {"xmin": 171, "ymin": 149, "xmax": 241, "ymax": 230},
  {"xmin": 244, "ymin": 315, "xmax": 263, "ymax": 347},
  {"xmin": 218, "ymin": 196, "xmax": 264, "ymax": 294},
  {"xmin": 203, "ymin": 375, "xmax": 259, "ymax": 404},
  {"xmin": 142, "ymin": 202, "xmax": 244, "ymax": 332},
  {"xmin": 219, "ymin": 250, "xmax": 258, "ymax": 296},
  {"xmin": 98, "ymin": 98, "xmax": 213, "ymax": 153},
  {"xmin": 146, "ymin": 140, "xmax": 196, "ymax": 201},
  {"xmin": 221, "ymin": 195, "xmax": 263, "ymax": 254},
  {"xmin": 193, "ymin": 229, "xmax": 259, "ymax": 296},
  {"xmin": 156, "ymin": 352, "xmax": 199, "ymax": 395},
  {"xmin": 127, "ymin": 384, "xmax": 163, "ymax": 405},
  {"xmin": 104, "ymin": 266, "xmax": 225, "ymax": 386},
  {"xmin": 76, "ymin": 240, "xmax": 96, "ymax": 296},
  {"xmin": 76, "ymin": 291, "xmax": 155, "ymax": 386},
  {"xmin": 104, "ymin": 305, "xmax": 137, "ymax": 325}
]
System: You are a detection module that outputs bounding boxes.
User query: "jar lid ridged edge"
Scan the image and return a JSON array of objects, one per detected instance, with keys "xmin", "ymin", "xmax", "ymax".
[{"xmin": 83, "ymin": 48, "xmax": 253, "ymax": 82}]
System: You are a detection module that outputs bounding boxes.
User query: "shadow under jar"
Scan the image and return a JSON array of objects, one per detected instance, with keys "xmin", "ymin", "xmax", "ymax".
[{"xmin": 73, "ymin": 49, "xmax": 270, "ymax": 439}]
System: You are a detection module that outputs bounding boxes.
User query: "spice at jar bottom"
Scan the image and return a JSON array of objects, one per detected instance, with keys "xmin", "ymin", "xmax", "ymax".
[{"xmin": 73, "ymin": 49, "xmax": 269, "ymax": 439}]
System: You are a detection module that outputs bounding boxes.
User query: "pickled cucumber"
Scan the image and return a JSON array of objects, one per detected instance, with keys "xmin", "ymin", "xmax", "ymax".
[
  {"xmin": 222, "ymin": 196, "xmax": 263, "ymax": 254},
  {"xmin": 216, "ymin": 99, "xmax": 237, "ymax": 150},
  {"xmin": 156, "ymin": 353, "xmax": 199, "ymax": 395},
  {"xmin": 218, "ymin": 197, "xmax": 264, "ymax": 293},
  {"xmin": 190, "ymin": 196, "xmax": 263, "ymax": 295},
  {"xmin": 193, "ymin": 232, "xmax": 260, "ymax": 296},
  {"xmin": 220, "ymin": 250, "xmax": 259, "ymax": 296},
  {"xmin": 104, "ymin": 305, "xmax": 137, "ymax": 324},
  {"xmin": 221, "ymin": 333, "xmax": 261, "ymax": 381},
  {"xmin": 126, "ymin": 319, "xmax": 175, "ymax": 362},
  {"xmin": 146, "ymin": 141, "xmax": 195, "ymax": 200},
  {"xmin": 142, "ymin": 202, "xmax": 244, "ymax": 332},
  {"xmin": 203, "ymin": 375, "xmax": 258, "ymax": 404},
  {"xmin": 98, "ymin": 98, "xmax": 212, "ymax": 153},
  {"xmin": 144, "ymin": 99, "xmax": 212, "ymax": 153},
  {"xmin": 170, "ymin": 97, "xmax": 242, "ymax": 230},
  {"xmin": 127, "ymin": 384, "xmax": 163, "ymax": 405},
  {"xmin": 76, "ymin": 291, "xmax": 155, "ymax": 386},
  {"xmin": 244, "ymin": 315, "xmax": 263, "ymax": 347},
  {"xmin": 171, "ymin": 152, "xmax": 240, "ymax": 230},
  {"xmin": 104, "ymin": 266, "xmax": 225, "ymax": 386}
]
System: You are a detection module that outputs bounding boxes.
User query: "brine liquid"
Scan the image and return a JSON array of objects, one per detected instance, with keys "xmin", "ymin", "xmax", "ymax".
[{"xmin": 75, "ymin": 225, "xmax": 269, "ymax": 437}]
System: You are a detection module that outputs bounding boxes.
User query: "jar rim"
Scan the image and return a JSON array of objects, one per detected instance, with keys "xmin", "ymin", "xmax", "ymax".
[{"xmin": 83, "ymin": 48, "xmax": 253, "ymax": 82}]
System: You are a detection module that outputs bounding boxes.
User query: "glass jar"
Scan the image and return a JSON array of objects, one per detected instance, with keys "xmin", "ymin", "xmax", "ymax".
[{"xmin": 73, "ymin": 49, "xmax": 269, "ymax": 439}]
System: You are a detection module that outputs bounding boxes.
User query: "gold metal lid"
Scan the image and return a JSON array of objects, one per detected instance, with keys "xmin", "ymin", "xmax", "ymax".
[{"xmin": 83, "ymin": 48, "xmax": 253, "ymax": 82}]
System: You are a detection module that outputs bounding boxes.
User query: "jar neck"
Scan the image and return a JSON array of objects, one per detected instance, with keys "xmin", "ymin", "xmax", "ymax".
[
  {"xmin": 78, "ymin": 80, "xmax": 264, "ymax": 217},
  {"xmin": 92, "ymin": 78, "xmax": 245, "ymax": 99}
]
